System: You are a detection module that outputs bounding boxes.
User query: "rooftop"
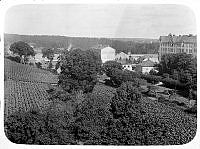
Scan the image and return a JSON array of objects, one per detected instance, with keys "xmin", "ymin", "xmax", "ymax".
[
  {"xmin": 140, "ymin": 59, "xmax": 155, "ymax": 67},
  {"xmin": 159, "ymin": 34, "xmax": 197, "ymax": 43}
]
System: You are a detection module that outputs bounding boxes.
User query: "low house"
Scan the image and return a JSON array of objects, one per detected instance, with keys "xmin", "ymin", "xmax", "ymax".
[{"xmin": 140, "ymin": 59, "xmax": 156, "ymax": 74}]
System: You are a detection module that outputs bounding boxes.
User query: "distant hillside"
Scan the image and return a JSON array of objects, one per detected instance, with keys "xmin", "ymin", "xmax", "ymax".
[{"xmin": 4, "ymin": 34, "xmax": 159, "ymax": 54}]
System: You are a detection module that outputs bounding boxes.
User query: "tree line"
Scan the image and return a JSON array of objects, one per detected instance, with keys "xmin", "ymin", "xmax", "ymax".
[{"xmin": 5, "ymin": 34, "xmax": 159, "ymax": 54}]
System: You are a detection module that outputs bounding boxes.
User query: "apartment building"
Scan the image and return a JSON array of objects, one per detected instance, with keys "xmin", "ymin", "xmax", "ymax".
[{"xmin": 159, "ymin": 34, "xmax": 197, "ymax": 61}]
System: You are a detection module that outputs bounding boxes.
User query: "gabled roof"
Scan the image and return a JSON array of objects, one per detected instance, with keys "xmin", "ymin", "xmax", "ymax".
[{"xmin": 140, "ymin": 60, "xmax": 155, "ymax": 67}]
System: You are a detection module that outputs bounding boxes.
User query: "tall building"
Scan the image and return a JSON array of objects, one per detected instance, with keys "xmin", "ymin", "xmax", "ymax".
[{"xmin": 159, "ymin": 34, "xmax": 197, "ymax": 61}]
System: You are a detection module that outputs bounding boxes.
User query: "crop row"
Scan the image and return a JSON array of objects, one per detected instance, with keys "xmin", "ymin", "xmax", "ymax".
[
  {"xmin": 4, "ymin": 59, "xmax": 58, "ymax": 84},
  {"xmin": 4, "ymin": 80, "xmax": 52, "ymax": 119}
]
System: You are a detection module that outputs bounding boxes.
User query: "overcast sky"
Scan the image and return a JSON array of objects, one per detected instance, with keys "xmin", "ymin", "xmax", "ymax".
[{"xmin": 4, "ymin": 4, "xmax": 196, "ymax": 39}]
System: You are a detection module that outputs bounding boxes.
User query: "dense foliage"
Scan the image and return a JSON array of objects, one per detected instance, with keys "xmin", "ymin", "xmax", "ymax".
[
  {"xmin": 9, "ymin": 41, "xmax": 35, "ymax": 64},
  {"xmin": 42, "ymin": 48, "xmax": 55, "ymax": 69},
  {"xmin": 5, "ymin": 34, "xmax": 159, "ymax": 54},
  {"xmin": 5, "ymin": 83, "xmax": 196, "ymax": 145},
  {"xmin": 105, "ymin": 67, "xmax": 145, "ymax": 88},
  {"xmin": 42, "ymin": 48, "xmax": 54, "ymax": 60},
  {"xmin": 157, "ymin": 53, "xmax": 196, "ymax": 86},
  {"xmin": 6, "ymin": 56, "xmax": 21, "ymax": 63},
  {"xmin": 58, "ymin": 49, "xmax": 102, "ymax": 93},
  {"xmin": 102, "ymin": 61, "xmax": 123, "ymax": 77},
  {"xmin": 141, "ymin": 74, "xmax": 162, "ymax": 84},
  {"xmin": 156, "ymin": 53, "xmax": 197, "ymax": 97},
  {"xmin": 4, "ymin": 39, "xmax": 197, "ymax": 145}
]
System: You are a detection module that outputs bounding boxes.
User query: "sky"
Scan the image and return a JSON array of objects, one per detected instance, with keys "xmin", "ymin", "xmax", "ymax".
[{"xmin": 4, "ymin": 4, "xmax": 197, "ymax": 39}]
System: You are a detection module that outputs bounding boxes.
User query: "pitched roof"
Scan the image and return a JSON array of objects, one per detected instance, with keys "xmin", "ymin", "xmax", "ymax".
[
  {"xmin": 140, "ymin": 60, "xmax": 155, "ymax": 67},
  {"xmin": 160, "ymin": 34, "xmax": 197, "ymax": 43}
]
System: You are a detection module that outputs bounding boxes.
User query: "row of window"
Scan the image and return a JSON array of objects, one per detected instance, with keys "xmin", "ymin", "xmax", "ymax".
[
  {"xmin": 160, "ymin": 47, "xmax": 194, "ymax": 54},
  {"xmin": 160, "ymin": 43, "xmax": 195, "ymax": 47}
]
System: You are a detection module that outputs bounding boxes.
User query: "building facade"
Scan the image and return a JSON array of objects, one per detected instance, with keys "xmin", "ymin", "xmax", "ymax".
[
  {"xmin": 101, "ymin": 46, "xmax": 116, "ymax": 63},
  {"xmin": 159, "ymin": 34, "xmax": 197, "ymax": 61}
]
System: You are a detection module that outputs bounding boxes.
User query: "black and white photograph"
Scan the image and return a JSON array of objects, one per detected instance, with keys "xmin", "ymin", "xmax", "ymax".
[{"xmin": 1, "ymin": 1, "xmax": 199, "ymax": 147}]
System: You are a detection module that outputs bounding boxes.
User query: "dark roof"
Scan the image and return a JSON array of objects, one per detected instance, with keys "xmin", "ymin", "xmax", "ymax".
[{"xmin": 160, "ymin": 34, "xmax": 197, "ymax": 43}]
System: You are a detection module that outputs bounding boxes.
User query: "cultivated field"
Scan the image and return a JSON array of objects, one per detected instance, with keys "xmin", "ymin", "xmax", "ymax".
[
  {"xmin": 4, "ymin": 59, "xmax": 58, "ymax": 119},
  {"xmin": 4, "ymin": 59, "xmax": 58, "ymax": 83}
]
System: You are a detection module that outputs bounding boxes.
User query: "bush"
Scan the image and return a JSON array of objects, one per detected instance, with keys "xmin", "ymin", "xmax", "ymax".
[
  {"xmin": 106, "ymin": 69, "xmax": 143, "ymax": 88},
  {"xmin": 6, "ymin": 56, "xmax": 21, "ymax": 63},
  {"xmin": 141, "ymin": 74, "xmax": 162, "ymax": 84},
  {"xmin": 5, "ymin": 111, "xmax": 47, "ymax": 144},
  {"xmin": 162, "ymin": 78, "xmax": 186, "ymax": 90},
  {"xmin": 184, "ymin": 105, "xmax": 197, "ymax": 114}
]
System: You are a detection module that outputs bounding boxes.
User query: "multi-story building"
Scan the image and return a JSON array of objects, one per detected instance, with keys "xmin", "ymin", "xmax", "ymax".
[{"xmin": 159, "ymin": 34, "xmax": 197, "ymax": 61}]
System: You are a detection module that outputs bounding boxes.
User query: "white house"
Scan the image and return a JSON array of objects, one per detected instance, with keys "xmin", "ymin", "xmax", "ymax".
[{"xmin": 101, "ymin": 46, "xmax": 116, "ymax": 63}]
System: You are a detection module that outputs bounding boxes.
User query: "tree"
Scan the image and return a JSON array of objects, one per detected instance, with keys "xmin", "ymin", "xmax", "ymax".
[
  {"xmin": 42, "ymin": 48, "xmax": 54, "ymax": 60},
  {"xmin": 9, "ymin": 41, "xmax": 35, "ymax": 64},
  {"xmin": 42, "ymin": 48, "xmax": 54, "ymax": 69},
  {"xmin": 58, "ymin": 48, "xmax": 101, "ymax": 93},
  {"xmin": 158, "ymin": 53, "xmax": 194, "ymax": 75},
  {"xmin": 102, "ymin": 61, "xmax": 122, "ymax": 77},
  {"xmin": 109, "ymin": 82, "xmax": 169, "ymax": 145}
]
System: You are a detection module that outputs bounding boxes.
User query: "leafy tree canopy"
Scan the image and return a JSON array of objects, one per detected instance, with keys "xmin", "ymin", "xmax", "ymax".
[
  {"xmin": 9, "ymin": 41, "xmax": 35, "ymax": 63},
  {"xmin": 58, "ymin": 48, "xmax": 102, "ymax": 93},
  {"xmin": 42, "ymin": 48, "xmax": 54, "ymax": 61},
  {"xmin": 158, "ymin": 53, "xmax": 195, "ymax": 75},
  {"xmin": 102, "ymin": 61, "xmax": 123, "ymax": 77}
]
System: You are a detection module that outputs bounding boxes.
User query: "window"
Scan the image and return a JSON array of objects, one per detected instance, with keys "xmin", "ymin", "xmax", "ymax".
[{"xmin": 189, "ymin": 49, "xmax": 193, "ymax": 53}]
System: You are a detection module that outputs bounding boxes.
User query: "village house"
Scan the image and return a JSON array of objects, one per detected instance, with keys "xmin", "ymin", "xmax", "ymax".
[
  {"xmin": 139, "ymin": 59, "xmax": 156, "ymax": 74},
  {"xmin": 115, "ymin": 52, "xmax": 159, "ymax": 64}
]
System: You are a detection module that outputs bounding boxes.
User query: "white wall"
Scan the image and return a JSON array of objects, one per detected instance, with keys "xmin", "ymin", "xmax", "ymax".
[
  {"xmin": 142, "ymin": 66, "xmax": 154, "ymax": 74},
  {"xmin": 101, "ymin": 46, "xmax": 116, "ymax": 63}
]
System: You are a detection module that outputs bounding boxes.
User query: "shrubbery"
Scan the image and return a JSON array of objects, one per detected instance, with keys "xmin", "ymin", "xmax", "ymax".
[
  {"xmin": 141, "ymin": 74, "xmax": 162, "ymax": 84},
  {"xmin": 5, "ymin": 81, "xmax": 197, "ymax": 145},
  {"xmin": 6, "ymin": 56, "xmax": 21, "ymax": 63},
  {"xmin": 162, "ymin": 78, "xmax": 186, "ymax": 90}
]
